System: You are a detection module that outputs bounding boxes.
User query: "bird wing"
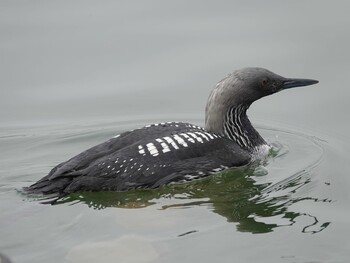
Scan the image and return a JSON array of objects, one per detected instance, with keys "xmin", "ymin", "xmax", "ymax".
[{"xmin": 28, "ymin": 122, "xmax": 250, "ymax": 194}]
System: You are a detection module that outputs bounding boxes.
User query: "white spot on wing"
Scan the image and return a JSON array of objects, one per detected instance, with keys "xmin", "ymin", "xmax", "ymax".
[
  {"xmin": 195, "ymin": 132, "xmax": 209, "ymax": 141},
  {"xmin": 180, "ymin": 133, "xmax": 195, "ymax": 143},
  {"xmin": 173, "ymin": 134, "xmax": 188, "ymax": 147},
  {"xmin": 156, "ymin": 138, "xmax": 171, "ymax": 153},
  {"xmin": 163, "ymin": 136, "xmax": 179, "ymax": 149},
  {"xmin": 188, "ymin": 132, "xmax": 204, "ymax": 143},
  {"xmin": 204, "ymin": 132, "xmax": 214, "ymax": 140},
  {"xmin": 146, "ymin": 142, "xmax": 159, "ymax": 156},
  {"xmin": 138, "ymin": 145, "xmax": 145, "ymax": 155}
]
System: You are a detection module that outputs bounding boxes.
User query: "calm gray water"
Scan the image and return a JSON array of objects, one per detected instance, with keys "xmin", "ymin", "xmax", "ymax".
[{"xmin": 1, "ymin": 1, "xmax": 350, "ymax": 263}]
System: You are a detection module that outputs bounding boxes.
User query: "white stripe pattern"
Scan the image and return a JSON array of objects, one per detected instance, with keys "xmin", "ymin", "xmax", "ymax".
[
  {"xmin": 138, "ymin": 145, "xmax": 145, "ymax": 155},
  {"xmin": 136, "ymin": 126, "xmax": 221, "ymax": 157},
  {"xmin": 187, "ymin": 132, "xmax": 204, "ymax": 143},
  {"xmin": 195, "ymin": 132, "xmax": 209, "ymax": 141},
  {"xmin": 156, "ymin": 138, "xmax": 171, "ymax": 153},
  {"xmin": 163, "ymin": 136, "xmax": 180, "ymax": 149},
  {"xmin": 180, "ymin": 133, "xmax": 195, "ymax": 143},
  {"xmin": 146, "ymin": 143, "xmax": 159, "ymax": 156},
  {"xmin": 173, "ymin": 134, "xmax": 188, "ymax": 147},
  {"xmin": 203, "ymin": 132, "xmax": 215, "ymax": 139}
]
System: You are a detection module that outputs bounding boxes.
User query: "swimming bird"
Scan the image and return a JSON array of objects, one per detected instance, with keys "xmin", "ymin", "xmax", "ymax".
[{"xmin": 26, "ymin": 67, "xmax": 318, "ymax": 196}]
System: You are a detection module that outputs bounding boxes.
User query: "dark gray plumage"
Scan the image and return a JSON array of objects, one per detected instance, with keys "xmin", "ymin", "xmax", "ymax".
[{"xmin": 26, "ymin": 67, "xmax": 318, "ymax": 196}]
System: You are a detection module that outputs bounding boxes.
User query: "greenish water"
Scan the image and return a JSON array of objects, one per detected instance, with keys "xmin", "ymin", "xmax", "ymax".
[
  {"xmin": 1, "ymin": 120, "xmax": 349, "ymax": 262},
  {"xmin": 1, "ymin": 1, "xmax": 350, "ymax": 262}
]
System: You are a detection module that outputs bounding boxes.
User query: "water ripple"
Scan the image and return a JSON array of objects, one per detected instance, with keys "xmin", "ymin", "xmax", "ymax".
[{"xmin": 13, "ymin": 122, "xmax": 336, "ymax": 234}]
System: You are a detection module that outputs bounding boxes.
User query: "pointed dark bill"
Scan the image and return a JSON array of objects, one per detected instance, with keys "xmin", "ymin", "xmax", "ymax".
[{"xmin": 282, "ymin": 78, "xmax": 319, "ymax": 89}]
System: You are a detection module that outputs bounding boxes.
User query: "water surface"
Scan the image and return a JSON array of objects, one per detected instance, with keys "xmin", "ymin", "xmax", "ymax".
[
  {"xmin": 1, "ymin": 119, "xmax": 349, "ymax": 263},
  {"xmin": 1, "ymin": 1, "xmax": 350, "ymax": 263}
]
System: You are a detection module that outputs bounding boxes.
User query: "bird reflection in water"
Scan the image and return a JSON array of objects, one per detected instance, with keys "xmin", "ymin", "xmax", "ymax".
[{"xmin": 51, "ymin": 154, "xmax": 331, "ymax": 234}]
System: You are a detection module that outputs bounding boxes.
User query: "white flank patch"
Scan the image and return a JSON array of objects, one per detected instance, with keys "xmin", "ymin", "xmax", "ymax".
[
  {"xmin": 251, "ymin": 144, "xmax": 272, "ymax": 161},
  {"xmin": 113, "ymin": 134, "xmax": 120, "ymax": 138}
]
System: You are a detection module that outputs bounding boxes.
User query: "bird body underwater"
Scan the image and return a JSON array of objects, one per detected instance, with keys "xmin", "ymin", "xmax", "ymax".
[{"xmin": 26, "ymin": 67, "xmax": 318, "ymax": 196}]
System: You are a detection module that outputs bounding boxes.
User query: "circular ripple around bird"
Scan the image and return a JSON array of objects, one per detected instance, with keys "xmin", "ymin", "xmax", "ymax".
[{"xmin": 20, "ymin": 121, "xmax": 336, "ymax": 234}]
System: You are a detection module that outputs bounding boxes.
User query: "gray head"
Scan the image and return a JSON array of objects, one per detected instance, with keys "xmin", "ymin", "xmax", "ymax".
[{"xmin": 205, "ymin": 67, "xmax": 318, "ymax": 135}]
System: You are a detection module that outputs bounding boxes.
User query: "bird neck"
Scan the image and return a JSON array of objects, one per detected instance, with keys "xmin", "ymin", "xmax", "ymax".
[{"xmin": 222, "ymin": 105, "xmax": 267, "ymax": 152}]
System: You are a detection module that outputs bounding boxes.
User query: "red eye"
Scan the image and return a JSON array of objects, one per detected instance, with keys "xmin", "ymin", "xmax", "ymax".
[{"xmin": 261, "ymin": 79, "xmax": 268, "ymax": 86}]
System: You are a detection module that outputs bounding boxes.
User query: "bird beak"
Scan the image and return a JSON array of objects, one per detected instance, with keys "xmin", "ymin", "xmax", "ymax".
[{"xmin": 282, "ymin": 78, "xmax": 319, "ymax": 90}]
